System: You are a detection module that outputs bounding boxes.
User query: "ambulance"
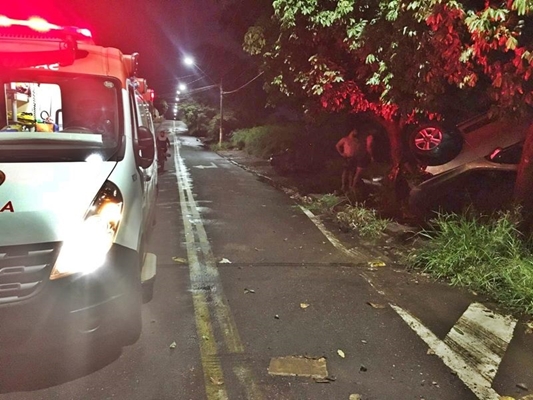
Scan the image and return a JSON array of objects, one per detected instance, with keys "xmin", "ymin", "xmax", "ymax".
[{"xmin": 0, "ymin": 17, "xmax": 158, "ymax": 350}]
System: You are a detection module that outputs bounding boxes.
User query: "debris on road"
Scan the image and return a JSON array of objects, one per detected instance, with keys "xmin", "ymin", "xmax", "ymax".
[
  {"xmin": 517, "ymin": 383, "xmax": 529, "ymax": 391},
  {"xmin": 366, "ymin": 301, "xmax": 387, "ymax": 309},
  {"xmin": 300, "ymin": 303, "xmax": 310, "ymax": 309},
  {"xmin": 359, "ymin": 365, "xmax": 368, "ymax": 372},
  {"xmin": 244, "ymin": 288, "xmax": 255, "ymax": 294},
  {"xmin": 337, "ymin": 349, "xmax": 346, "ymax": 358},
  {"xmin": 274, "ymin": 314, "xmax": 280, "ymax": 319},
  {"xmin": 349, "ymin": 395, "xmax": 362, "ymax": 400},
  {"xmin": 314, "ymin": 376, "xmax": 336, "ymax": 383},
  {"xmin": 368, "ymin": 260, "xmax": 386, "ymax": 268},
  {"xmin": 210, "ymin": 376, "xmax": 224, "ymax": 386},
  {"xmin": 219, "ymin": 258, "xmax": 232, "ymax": 263},
  {"xmin": 268, "ymin": 356, "xmax": 328, "ymax": 379},
  {"xmin": 169, "ymin": 341, "xmax": 177, "ymax": 349},
  {"xmin": 172, "ymin": 257, "xmax": 187, "ymax": 264}
]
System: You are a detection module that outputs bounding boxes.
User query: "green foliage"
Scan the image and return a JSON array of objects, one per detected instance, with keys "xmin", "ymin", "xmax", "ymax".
[
  {"xmin": 246, "ymin": 0, "xmax": 533, "ymax": 120},
  {"xmin": 298, "ymin": 194, "xmax": 343, "ymax": 214},
  {"xmin": 409, "ymin": 210, "xmax": 533, "ymax": 314},
  {"xmin": 178, "ymin": 99, "xmax": 217, "ymax": 137},
  {"xmin": 335, "ymin": 203, "xmax": 391, "ymax": 238},
  {"xmin": 243, "ymin": 26, "xmax": 266, "ymax": 55},
  {"xmin": 230, "ymin": 124, "xmax": 300, "ymax": 158}
]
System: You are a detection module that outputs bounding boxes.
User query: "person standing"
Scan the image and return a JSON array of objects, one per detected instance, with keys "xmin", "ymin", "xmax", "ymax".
[{"xmin": 336, "ymin": 127, "xmax": 374, "ymax": 192}]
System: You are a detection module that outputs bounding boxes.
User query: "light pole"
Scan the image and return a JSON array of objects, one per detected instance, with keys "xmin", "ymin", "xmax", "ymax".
[{"xmin": 183, "ymin": 56, "xmax": 224, "ymax": 145}]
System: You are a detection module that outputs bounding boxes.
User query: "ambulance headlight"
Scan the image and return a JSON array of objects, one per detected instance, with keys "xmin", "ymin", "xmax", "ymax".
[{"xmin": 50, "ymin": 181, "xmax": 123, "ymax": 280}]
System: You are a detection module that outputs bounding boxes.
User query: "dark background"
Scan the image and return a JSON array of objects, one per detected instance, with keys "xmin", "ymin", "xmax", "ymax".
[{"xmin": 4, "ymin": 0, "xmax": 272, "ymax": 99}]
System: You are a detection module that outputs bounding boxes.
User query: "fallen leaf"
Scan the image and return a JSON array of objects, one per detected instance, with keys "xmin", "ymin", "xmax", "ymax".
[
  {"xmin": 314, "ymin": 376, "xmax": 336, "ymax": 383},
  {"xmin": 169, "ymin": 341, "xmax": 177, "ymax": 349},
  {"xmin": 359, "ymin": 365, "xmax": 367, "ymax": 372},
  {"xmin": 244, "ymin": 288, "xmax": 255, "ymax": 294},
  {"xmin": 300, "ymin": 303, "xmax": 310, "ymax": 309},
  {"xmin": 172, "ymin": 257, "xmax": 187, "ymax": 264},
  {"xmin": 274, "ymin": 314, "xmax": 280, "ymax": 319},
  {"xmin": 427, "ymin": 348, "xmax": 435, "ymax": 355},
  {"xmin": 349, "ymin": 395, "xmax": 362, "ymax": 400},
  {"xmin": 526, "ymin": 321, "xmax": 533, "ymax": 330},
  {"xmin": 210, "ymin": 376, "xmax": 224, "ymax": 386},
  {"xmin": 219, "ymin": 258, "xmax": 232, "ymax": 264},
  {"xmin": 517, "ymin": 383, "xmax": 529, "ymax": 391},
  {"xmin": 368, "ymin": 260, "xmax": 386, "ymax": 268},
  {"xmin": 337, "ymin": 349, "xmax": 345, "ymax": 358},
  {"xmin": 366, "ymin": 302, "xmax": 386, "ymax": 309}
]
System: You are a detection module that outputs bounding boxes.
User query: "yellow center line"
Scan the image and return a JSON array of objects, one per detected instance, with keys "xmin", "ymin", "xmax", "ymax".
[{"xmin": 173, "ymin": 142, "xmax": 263, "ymax": 400}]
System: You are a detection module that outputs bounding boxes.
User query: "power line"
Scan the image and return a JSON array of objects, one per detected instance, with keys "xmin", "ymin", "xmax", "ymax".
[{"xmin": 223, "ymin": 71, "xmax": 264, "ymax": 95}]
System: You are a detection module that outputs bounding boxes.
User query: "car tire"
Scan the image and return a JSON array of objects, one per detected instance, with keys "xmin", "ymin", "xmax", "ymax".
[{"xmin": 408, "ymin": 123, "xmax": 463, "ymax": 166}]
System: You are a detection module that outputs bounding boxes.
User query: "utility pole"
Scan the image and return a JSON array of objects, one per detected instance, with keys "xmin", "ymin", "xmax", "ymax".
[{"xmin": 219, "ymin": 80, "xmax": 223, "ymax": 146}]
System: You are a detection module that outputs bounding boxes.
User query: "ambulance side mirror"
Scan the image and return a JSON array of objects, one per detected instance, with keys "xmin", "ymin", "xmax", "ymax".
[{"xmin": 136, "ymin": 126, "xmax": 155, "ymax": 168}]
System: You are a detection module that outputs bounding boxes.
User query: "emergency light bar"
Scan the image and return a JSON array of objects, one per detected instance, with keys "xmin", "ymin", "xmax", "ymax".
[
  {"xmin": 0, "ymin": 16, "xmax": 94, "ymax": 68},
  {"xmin": 0, "ymin": 16, "xmax": 60, "ymax": 32}
]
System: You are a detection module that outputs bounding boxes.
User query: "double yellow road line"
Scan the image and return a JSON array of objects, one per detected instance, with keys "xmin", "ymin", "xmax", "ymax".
[{"xmin": 173, "ymin": 142, "xmax": 263, "ymax": 400}]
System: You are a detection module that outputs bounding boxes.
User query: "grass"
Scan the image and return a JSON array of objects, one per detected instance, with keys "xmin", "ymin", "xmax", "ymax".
[
  {"xmin": 408, "ymin": 209, "xmax": 533, "ymax": 315},
  {"xmin": 335, "ymin": 202, "xmax": 391, "ymax": 238},
  {"xmin": 230, "ymin": 124, "xmax": 300, "ymax": 159},
  {"xmin": 298, "ymin": 194, "xmax": 390, "ymax": 239},
  {"xmin": 298, "ymin": 194, "xmax": 343, "ymax": 214}
]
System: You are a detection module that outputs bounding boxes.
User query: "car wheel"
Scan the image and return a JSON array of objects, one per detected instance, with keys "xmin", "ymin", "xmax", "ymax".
[{"xmin": 408, "ymin": 123, "xmax": 463, "ymax": 166}]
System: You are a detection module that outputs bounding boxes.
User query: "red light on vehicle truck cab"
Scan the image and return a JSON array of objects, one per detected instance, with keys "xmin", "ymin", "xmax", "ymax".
[
  {"xmin": 0, "ymin": 16, "xmax": 60, "ymax": 32},
  {"xmin": 27, "ymin": 17, "xmax": 59, "ymax": 32},
  {"xmin": 0, "ymin": 16, "xmax": 12, "ymax": 27},
  {"xmin": 76, "ymin": 28, "xmax": 92, "ymax": 39}
]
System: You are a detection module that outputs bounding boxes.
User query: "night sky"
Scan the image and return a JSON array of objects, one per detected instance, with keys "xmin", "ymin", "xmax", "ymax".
[{"xmin": 3, "ymin": 0, "xmax": 264, "ymax": 98}]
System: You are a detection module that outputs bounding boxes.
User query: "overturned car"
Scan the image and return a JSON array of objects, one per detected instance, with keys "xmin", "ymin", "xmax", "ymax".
[{"xmin": 407, "ymin": 113, "xmax": 531, "ymax": 217}]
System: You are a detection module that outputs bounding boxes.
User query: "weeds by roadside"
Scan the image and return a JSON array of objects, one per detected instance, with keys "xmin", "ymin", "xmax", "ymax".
[
  {"xmin": 408, "ymin": 209, "xmax": 533, "ymax": 315},
  {"xmin": 335, "ymin": 205, "xmax": 391, "ymax": 238},
  {"xmin": 298, "ymin": 193, "xmax": 391, "ymax": 239}
]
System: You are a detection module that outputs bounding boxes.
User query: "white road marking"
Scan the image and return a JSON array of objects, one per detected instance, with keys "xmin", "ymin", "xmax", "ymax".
[
  {"xmin": 391, "ymin": 304, "xmax": 503, "ymax": 400},
  {"xmin": 299, "ymin": 206, "xmax": 371, "ymax": 262},
  {"xmin": 444, "ymin": 302, "xmax": 517, "ymax": 383},
  {"xmin": 194, "ymin": 162, "xmax": 218, "ymax": 169}
]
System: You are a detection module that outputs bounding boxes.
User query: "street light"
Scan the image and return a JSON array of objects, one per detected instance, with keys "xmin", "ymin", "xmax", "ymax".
[
  {"xmin": 178, "ymin": 83, "xmax": 187, "ymax": 92},
  {"xmin": 182, "ymin": 56, "xmax": 224, "ymax": 145}
]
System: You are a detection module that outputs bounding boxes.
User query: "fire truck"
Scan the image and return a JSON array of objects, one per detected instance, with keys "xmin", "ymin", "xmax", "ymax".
[{"xmin": 0, "ymin": 16, "xmax": 158, "ymax": 350}]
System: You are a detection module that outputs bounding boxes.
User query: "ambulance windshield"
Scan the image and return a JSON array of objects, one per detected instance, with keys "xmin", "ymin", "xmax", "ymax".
[{"xmin": 0, "ymin": 74, "xmax": 121, "ymax": 162}]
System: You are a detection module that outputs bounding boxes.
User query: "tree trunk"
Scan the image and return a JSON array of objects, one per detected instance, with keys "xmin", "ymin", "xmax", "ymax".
[
  {"xmin": 370, "ymin": 115, "xmax": 409, "ymax": 215},
  {"xmin": 514, "ymin": 122, "xmax": 533, "ymax": 232},
  {"xmin": 380, "ymin": 118, "xmax": 404, "ymax": 174}
]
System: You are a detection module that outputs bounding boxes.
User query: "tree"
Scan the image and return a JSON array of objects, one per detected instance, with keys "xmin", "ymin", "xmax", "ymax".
[
  {"xmin": 245, "ymin": 1, "xmax": 533, "ymax": 222},
  {"xmin": 178, "ymin": 99, "xmax": 217, "ymax": 137}
]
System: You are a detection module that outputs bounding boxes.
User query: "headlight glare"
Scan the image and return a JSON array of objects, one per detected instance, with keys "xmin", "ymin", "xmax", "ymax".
[{"xmin": 50, "ymin": 181, "xmax": 123, "ymax": 280}]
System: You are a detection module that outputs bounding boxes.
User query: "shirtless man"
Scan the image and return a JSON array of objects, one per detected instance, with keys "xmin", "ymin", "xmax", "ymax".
[{"xmin": 336, "ymin": 128, "xmax": 374, "ymax": 192}]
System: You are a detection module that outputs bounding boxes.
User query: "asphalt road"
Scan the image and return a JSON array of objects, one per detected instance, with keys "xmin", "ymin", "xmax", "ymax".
[{"xmin": 0, "ymin": 130, "xmax": 531, "ymax": 400}]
